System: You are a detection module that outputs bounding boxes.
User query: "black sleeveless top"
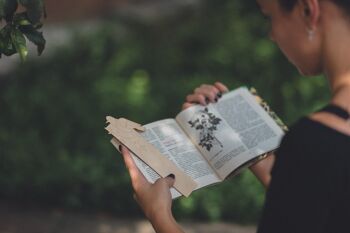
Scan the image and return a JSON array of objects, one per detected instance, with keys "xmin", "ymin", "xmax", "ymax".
[
  {"xmin": 257, "ymin": 105, "xmax": 350, "ymax": 233},
  {"xmin": 320, "ymin": 104, "xmax": 350, "ymax": 120}
]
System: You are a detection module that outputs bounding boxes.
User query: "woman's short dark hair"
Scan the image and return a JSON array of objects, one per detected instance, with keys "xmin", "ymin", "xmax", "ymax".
[{"xmin": 278, "ymin": 0, "xmax": 350, "ymax": 14}]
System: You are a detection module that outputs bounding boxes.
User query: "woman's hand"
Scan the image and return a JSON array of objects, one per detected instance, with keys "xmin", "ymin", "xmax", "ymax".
[
  {"xmin": 182, "ymin": 82, "xmax": 229, "ymax": 110},
  {"xmin": 120, "ymin": 146, "xmax": 184, "ymax": 233}
]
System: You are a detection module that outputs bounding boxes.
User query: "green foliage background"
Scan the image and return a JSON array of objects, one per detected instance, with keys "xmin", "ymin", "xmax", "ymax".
[
  {"xmin": 0, "ymin": 0, "xmax": 46, "ymax": 61},
  {"xmin": 0, "ymin": 0, "xmax": 330, "ymax": 223}
]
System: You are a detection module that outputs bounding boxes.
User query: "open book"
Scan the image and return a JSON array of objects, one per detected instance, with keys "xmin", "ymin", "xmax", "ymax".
[{"xmin": 106, "ymin": 87, "xmax": 287, "ymax": 199}]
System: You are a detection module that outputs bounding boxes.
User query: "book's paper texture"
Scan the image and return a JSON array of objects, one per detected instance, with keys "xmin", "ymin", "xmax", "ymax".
[{"xmin": 106, "ymin": 117, "xmax": 197, "ymax": 197}]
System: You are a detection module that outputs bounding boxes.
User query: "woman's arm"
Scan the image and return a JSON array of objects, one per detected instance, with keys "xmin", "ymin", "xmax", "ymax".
[
  {"xmin": 150, "ymin": 212, "xmax": 185, "ymax": 233},
  {"xmin": 121, "ymin": 146, "xmax": 185, "ymax": 233},
  {"xmin": 249, "ymin": 152, "xmax": 275, "ymax": 189}
]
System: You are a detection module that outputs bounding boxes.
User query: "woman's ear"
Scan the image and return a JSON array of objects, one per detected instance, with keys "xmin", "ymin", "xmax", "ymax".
[{"xmin": 299, "ymin": 0, "xmax": 321, "ymax": 30}]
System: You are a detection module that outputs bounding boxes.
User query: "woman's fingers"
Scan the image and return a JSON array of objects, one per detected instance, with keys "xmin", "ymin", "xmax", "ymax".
[
  {"xmin": 185, "ymin": 82, "xmax": 229, "ymax": 106},
  {"xmin": 121, "ymin": 146, "xmax": 150, "ymax": 192},
  {"xmin": 194, "ymin": 84, "xmax": 220, "ymax": 102},
  {"xmin": 214, "ymin": 82, "xmax": 229, "ymax": 93},
  {"xmin": 186, "ymin": 93, "xmax": 207, "ymax": 105}
]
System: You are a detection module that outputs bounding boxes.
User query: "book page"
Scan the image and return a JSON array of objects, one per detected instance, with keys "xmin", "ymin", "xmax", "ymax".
[
  {"xmin": 214, "ymin": 87, "xmax": 284, "ymax": 163},
  {"xmin": 176, "ymin": 106, "xmax": 249, "ymax": 179},
  {"xmin": 130, "ymin": 119, "xmax": 220, "ymax": 199},
  {"xmin": 176, "ymin": 87, "xmax": 284, "ymax": 179}
]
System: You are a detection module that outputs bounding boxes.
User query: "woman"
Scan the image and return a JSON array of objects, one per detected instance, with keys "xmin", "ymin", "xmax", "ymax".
[{"xmin": 120, "ymin": 0, "xmax": 350, "ymax": 232}]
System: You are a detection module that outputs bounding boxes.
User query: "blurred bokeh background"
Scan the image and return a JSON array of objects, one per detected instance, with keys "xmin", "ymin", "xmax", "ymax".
[{"xmin": 0, "ymin": 0, "xmax": 331, "ymax": 232}]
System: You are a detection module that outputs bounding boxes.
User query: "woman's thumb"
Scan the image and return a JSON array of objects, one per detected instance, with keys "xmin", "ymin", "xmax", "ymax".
[{"xmin": 165, "ymin": 174, "xmax": 175, "ymax": 187}]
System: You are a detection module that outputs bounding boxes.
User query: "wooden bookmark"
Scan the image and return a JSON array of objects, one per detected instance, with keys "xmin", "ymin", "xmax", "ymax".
[{"xmin": 105, "ymin": 116, "xmax": 197, "ymax": 197}]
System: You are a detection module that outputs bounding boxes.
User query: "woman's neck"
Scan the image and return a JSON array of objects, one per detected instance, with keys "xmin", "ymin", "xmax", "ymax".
[
  {"xmin": 324, "ymin": 59, "xmax": 350, "ymax": 114},
  {"xmin": 320, "ymin": 7, "xmax": 350, "ymax": 106},
  {"xmin": 323, "ymin": 35, "xmax": 350, "ymax": 96}
]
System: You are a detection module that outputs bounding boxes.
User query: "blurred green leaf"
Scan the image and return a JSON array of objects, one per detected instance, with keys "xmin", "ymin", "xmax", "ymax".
[
  {"xmin": 0, "ymin": 25, "xmax": 16, "ymax": 56},
  {"xmin": 13, "ymin": 12, "xmax": 31, "ymax": 26},
  {"xmin": 0, "ymin": 0, "xmax": 46, "ymax": 60},
  {"xmin": 10, "ymin": 27, "xmax": 27, "ymax": 61},
  {"xmin": 19, "ymin": 24, "xmax": 45, "ymax": 55}
]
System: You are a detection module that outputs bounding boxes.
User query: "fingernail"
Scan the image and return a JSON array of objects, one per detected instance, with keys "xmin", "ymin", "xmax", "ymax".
[
  {"xmin": 205, "ymin": 97, "xmax": 210, "ymax": 104},
  {"xmin": 217, "ymin": 92, "xmax": 222, "ymax": 98},
  {"xmin": 168, "ymin": 174, "xmax": 175, "ymax": 179},
  {"xmin": 119, "ymin": 145, "xmax": 122, "ymax": 151}
]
